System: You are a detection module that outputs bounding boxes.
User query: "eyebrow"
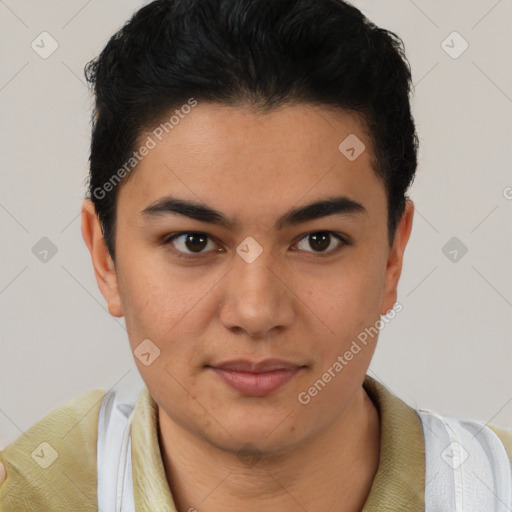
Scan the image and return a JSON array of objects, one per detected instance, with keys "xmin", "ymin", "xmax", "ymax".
[{"xmin": 140, "ymin": 195, "xmax": 366, "ymax": 231}]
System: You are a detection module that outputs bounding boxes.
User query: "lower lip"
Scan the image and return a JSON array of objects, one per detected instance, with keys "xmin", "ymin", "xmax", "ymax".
[{"xmin": 208, "ymin": 367, "xmax": 301, "ymax": 396}]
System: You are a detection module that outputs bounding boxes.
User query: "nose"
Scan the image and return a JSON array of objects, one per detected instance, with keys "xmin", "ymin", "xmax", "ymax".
[{"xmin": 219, "ymin": 245, "xmax": 295, "ymax": 339}]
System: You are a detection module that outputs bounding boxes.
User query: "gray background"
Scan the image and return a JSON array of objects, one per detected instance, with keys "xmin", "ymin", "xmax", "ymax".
[{"xmin": 1, "ymin": 0, "xmax": 511, "ymax": 449}]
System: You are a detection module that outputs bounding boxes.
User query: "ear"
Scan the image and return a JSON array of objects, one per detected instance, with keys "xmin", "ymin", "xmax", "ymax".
[
  {"xmin": 380, "ymin": 199, "xmax": 414, "ymax": 316},
  {"xmin": 81, "ymin": 199, "xmax": 123, "ymax": 317}
]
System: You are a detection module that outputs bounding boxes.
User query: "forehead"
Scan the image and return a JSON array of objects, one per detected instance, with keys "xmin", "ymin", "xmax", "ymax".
[
  {"xmin": 117, "ymin": 102, "xmax": 385, "ymax": 224},
  {"xmin": 142, "ymin": 102, "xmax": 373, "ymax": 161}
]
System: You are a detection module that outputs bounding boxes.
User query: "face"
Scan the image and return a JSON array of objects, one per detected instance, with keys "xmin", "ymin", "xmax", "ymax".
[{"xmin": 82, "ymin": 102, "xmax": 413, "ymax": 456}]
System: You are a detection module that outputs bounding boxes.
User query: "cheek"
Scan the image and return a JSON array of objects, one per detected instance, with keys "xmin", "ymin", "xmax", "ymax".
[
  {"xmin": 114, "ymin": 245, "xmax": 180, "ymax": 341},
  {"xmin": 116, "ymin": 259, "xmax": 205, "ymax": 388},
  {"xmin": 115, "ymin": 248, "xmax": 223, "ymax": 359},
  {"xmin": 318, "ymin": 253, "xmax": 386, "ymax": 332}
]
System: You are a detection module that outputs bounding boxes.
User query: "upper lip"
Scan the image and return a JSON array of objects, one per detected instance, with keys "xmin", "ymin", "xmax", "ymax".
[{"xmin": 208, "ymin": 359, "xmax": 303, "ymax": 373}]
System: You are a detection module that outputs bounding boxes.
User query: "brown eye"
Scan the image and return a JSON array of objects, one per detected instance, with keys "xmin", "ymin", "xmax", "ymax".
[
  {"xmin": 183, "ymin": 233, "xmax": 208, "ymax": 252},
  {"xmin": 165, "ymin": 232, "xmax": 218, "ymax": 256},
  {"xmin": 295, "ymin": 231, "xmax": 345, "ymax": 255}
]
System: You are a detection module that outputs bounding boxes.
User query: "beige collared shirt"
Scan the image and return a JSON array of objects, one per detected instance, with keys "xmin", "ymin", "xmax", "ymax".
[{"xmin": 1, "ymin": 375, "xmax": 511, "ymax": 510}]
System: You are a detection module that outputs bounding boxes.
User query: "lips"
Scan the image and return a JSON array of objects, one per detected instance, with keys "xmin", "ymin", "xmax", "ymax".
[
  {"xmin": 206, "ymin": 359, "xmax": 305, "ymax": 397},
  {"xmin": 212, "ymin": 358, "xmax": 301, "ymax": 373}
]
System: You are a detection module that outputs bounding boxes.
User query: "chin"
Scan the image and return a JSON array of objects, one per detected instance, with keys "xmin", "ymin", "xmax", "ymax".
[
  {"xmin": 205, "ymin": 415, "xmax": 304, "ymax": 453},
  {"xmin": 210, "ymin": 432, "xmax": 299, "ymax": 460}
]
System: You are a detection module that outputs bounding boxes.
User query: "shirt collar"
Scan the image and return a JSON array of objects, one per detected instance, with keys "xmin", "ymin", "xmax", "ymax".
[
  {"xmin": 361, "ymin": 374, "xmax": 425, "ymax": 511},
  {"xmin": 131, "ymin": 374, "xmax": 425, "ymax": 511}
]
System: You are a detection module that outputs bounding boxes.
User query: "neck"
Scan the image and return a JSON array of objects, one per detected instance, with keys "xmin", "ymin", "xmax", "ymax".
[{"xmin": 157, "ymin": 386, "xmax": 380, "ymax": 512}]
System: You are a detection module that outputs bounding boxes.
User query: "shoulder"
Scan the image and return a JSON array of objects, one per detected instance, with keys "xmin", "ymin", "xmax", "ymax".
[
  {"xmin": 487, "ymin": 423, "xmax": 512, "ymax": 468},
  {"xmin": 0, "ymin": 388, "xmax": 106, "ymax": 512},
  {"xmin": 419, "ymin": 410, "xmax": 512, "ymax": 470}
]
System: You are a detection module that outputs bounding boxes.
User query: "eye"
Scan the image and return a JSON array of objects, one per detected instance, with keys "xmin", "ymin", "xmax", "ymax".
[
  {"xmin": 163, "ymin": 232, "xmax": 220, "ymax": 258},
  {"xmin": 163, "ymin": 230, "xmax": 349, "ymax": 260},
  {"xmin": 293, "ymin": 231, "xmax": 347, "ymax": 256}
]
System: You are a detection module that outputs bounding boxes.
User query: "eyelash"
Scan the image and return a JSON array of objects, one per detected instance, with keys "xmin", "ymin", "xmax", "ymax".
[{"xmin": 161, "ymin": 231, "xmax": 350, "ymax": 260}]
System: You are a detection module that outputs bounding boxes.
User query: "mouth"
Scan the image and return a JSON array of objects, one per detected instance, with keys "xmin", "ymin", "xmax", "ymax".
[{"xmin": 205, "ymin": 359, "xmax": 306, "ymax": 397}]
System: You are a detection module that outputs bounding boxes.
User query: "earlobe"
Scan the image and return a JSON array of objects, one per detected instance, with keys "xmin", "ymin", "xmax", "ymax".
[
  {"xmin": 81, "ymin": 199, "xmax": 123, "ymax": 317},
  {"xmin": 380, "ymin": 199, "xmax": 414, "ymax": 316}
]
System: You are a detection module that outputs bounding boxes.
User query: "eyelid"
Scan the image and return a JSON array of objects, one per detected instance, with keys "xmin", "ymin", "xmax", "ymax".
[
  {"xmin": 293, "ymin": 231, "xmax": 349, "ymax": 257},
  {"xmin": 162, "ymin": 230, "xmax": 350, "ymax": 258},
  {"xmin": 162, "ymin": 231, "xmax": 222, "ymax": 259}
]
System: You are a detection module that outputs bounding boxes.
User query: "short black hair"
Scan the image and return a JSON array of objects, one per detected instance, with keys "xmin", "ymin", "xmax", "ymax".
[{"xmin": 85, "ymin": 0, "xmax": 418, "ymax": 262}]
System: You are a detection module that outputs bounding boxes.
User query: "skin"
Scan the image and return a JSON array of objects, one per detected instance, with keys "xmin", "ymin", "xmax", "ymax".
[{"xmin": 82, "ymin": 102, "xmax": 414, "ymax": 512}]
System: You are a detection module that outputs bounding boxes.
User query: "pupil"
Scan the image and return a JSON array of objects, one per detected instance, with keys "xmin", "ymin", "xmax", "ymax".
[
  {"xmin": 310, "ymin": 232, "xmax": 329, "ymax": 251},
  {"xmin": 186, "ymin": 233, "xmax": 207, "ymax": 252}
]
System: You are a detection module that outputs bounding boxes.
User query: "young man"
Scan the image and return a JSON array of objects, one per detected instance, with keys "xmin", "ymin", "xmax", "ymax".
[{"xmin": 1, "ymin": 0, "xmax": 511, "ymax": 510}]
